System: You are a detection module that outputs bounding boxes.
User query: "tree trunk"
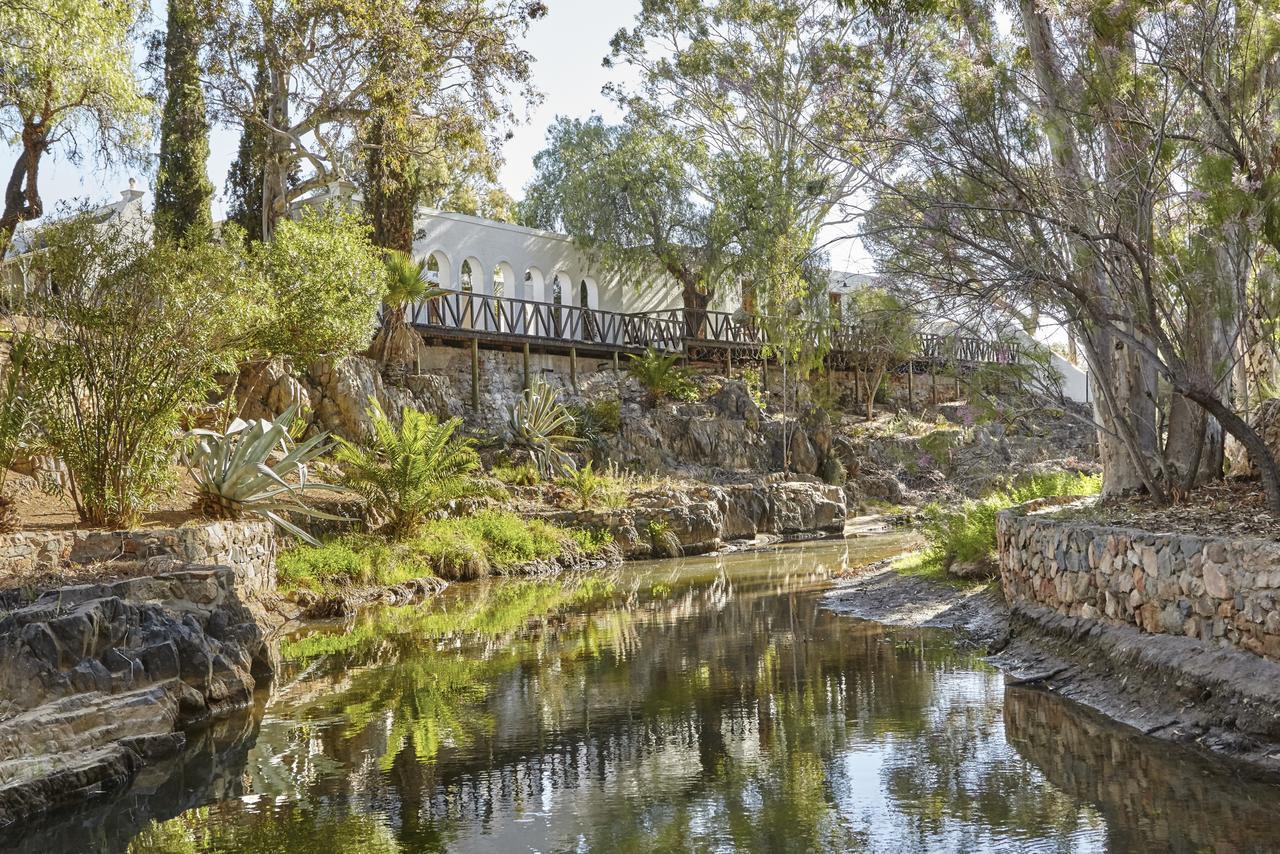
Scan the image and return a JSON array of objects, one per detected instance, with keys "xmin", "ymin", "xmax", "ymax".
[
  {"xmin": 678, "ymin": 276, "xmax": 711, "ymax": 340},
  {"xmin": 1184, "ymin": 385, "xmax": 1280, "ymax": 511},
  {"xmin": 262, "ymin": 64, "xmax": 291, "ymax": 241},
  {"xmin": 0, "ymin": 124, "xmax": 48, "ymax": 259}
]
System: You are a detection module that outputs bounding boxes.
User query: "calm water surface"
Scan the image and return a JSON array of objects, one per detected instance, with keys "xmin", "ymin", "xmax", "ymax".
[{"xmin": 7, "ymin": 537, "xmax": 1280, "ymax": 853}]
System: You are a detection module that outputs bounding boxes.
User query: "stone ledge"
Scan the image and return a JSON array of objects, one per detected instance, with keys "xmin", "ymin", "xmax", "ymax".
[
  {"xmin": 0, "ymin": 520, "xmax": 278, "ymax": 598},
  {"xmin": 997, "ymin": 498, "xmax": 1280, "ymax": 663}
]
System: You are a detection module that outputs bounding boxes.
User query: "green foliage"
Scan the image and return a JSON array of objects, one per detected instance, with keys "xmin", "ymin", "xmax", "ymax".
[
  {"xmin": 373, "ymin": 249, "xmax": 445, "ymax": 366},
  {"xmin": 254, "ymin": 207, "xmax": 386, "ymax": 364},
  {"xmin": 843, "ymin": 287, "xmax": 917, "ymax": 419},
  {"xmin": 491, "ymin": 462, "xmax": 540, "ymax": 486},
  {"xmin": 154, "ymin": 0, "xmax": 213, "ymax": 242},
  {"xmin": 509, "ymin": 378, "xmax": 580, "ymax": 477},
  {"xmin": 626, "ymin": 348, "xmax": 698, "ymax": 404},
  {"xmin": 334, "ymin": 400, "xmax": 493, "ymax": 539},
  {"xmin": 920, "ymin": 472, "xmax": 1101, "ymax": 573},
  {"xmin": 569, "ymin": 526, "xmax": 614, "ymax": 555},
  {"xmin": 0, "ymin": 330, "xmax": 33, "ymax": 529},
  {"xmin": 560, "ymin": 461, "xmax": 607, "ymax": 510},
  {"xmin": 278, "ymin": 511, "xmax": 576, "ymax": 592},
  {"xmin": 184, "ymin": 404, "xmax": 342, "ymax": 545},
  {"xmin": 0, "ymin": 0, "xmax": 150, "ymax": 254},
  {"xmin": 568, "ymin": 398, "xmax": 622, "ymax": 442},
  {"xmin": 27, "ymin": 210, "xmax": 262, "ymax": 527}
]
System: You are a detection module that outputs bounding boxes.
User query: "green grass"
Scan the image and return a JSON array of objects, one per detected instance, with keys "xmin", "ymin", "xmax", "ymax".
[
  {"xmin": 277, "ymin": 510, "xmax": 609, "ymax": 592},
  {"xmin": 918, "ymin": 471, "xmax": 1101, "ymax": 575}
]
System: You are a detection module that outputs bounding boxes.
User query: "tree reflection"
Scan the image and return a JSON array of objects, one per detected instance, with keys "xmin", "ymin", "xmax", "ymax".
[{"xmin": 68, "ymin": 539, "xmax": 1272, "ymax": 853}]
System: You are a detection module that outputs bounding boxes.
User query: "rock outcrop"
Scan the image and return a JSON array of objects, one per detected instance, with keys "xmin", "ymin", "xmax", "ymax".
[
  {"xmin": 0, "ymin": 567, "xmax": 277, "ymax": 829},
  {"xmin": 535, "ymin": 480, "xmax": 847, "ymax": 559}
]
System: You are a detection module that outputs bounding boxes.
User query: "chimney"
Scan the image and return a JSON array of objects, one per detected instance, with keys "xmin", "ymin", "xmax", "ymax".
[{"xmin": 120, "ymin": 177, "xmax": 145, "ymax": 203}]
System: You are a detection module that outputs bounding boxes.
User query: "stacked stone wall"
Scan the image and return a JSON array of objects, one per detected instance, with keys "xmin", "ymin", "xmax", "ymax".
[
  {"xmin": 0, "ymin": 521, "xmax": 277, "ymax": 597},
  {"xmin": 998, "ymin": 499, "xmax": 1280, "ymax": 661}
]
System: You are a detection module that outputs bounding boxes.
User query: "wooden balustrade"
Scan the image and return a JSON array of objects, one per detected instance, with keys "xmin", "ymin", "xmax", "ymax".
[{"xmin": 407, "ymin": 290, "xmax": 1019, "ymax": 367}]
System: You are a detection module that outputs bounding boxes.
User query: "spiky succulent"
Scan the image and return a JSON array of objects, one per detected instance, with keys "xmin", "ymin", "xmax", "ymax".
[
  {"xmin": 185, "ymin": 403, "xmax": 342, "ymax": 544},
  {"xmin": 509, "ymin": 378, "xmax": 580, "ymax": 478}
]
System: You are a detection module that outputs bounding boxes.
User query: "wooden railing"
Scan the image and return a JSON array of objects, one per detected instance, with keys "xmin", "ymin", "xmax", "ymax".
[{"xmin": 407, "ymin": 290, "xmax": 1019, "ymax": 366}]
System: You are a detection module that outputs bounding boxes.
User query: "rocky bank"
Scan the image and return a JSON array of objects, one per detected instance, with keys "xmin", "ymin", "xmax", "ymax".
[{"xmin": 0, "ymin": 567, "xmax": 278, "ymax": 830}]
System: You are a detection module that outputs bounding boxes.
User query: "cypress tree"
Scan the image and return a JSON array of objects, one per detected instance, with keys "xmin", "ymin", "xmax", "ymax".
[
  {"xmin": 225, "ymin": 66, "xmax": 267, "ymax": 242},
  {"xmin": 154, "ymin": 0, "xmax": 213, "ymax": 242}
]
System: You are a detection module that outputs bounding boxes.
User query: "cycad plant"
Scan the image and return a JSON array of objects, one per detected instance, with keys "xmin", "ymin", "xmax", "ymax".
[
  {"xmin": 509, "ymin": 378, "xmax": 579, "ymax": 478},
  {"xmin": 626, "ymin": 347, "xmax": 698, "ymax": 405},
  {"xmin": 373, "ymin": 250, "xmax": 446, "ymax": 368},
  {"xmin": 185, "ymin": 403, "xmax": 342, "ymax": 544},
  {"xmin": 335, "ymin": 399, "xmax": 494, "ymax": 539}
]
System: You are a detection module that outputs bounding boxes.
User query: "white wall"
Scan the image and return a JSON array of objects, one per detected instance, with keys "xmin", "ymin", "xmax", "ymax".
[{"xmin": 411, "ymin": 210, "xmax": 688, "ymax": 314}]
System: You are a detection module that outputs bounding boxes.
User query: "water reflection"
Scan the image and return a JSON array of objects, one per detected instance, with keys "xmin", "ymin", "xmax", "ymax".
[{"xmin": 5, "ymin": 537, "xmax": 1280, "ymax": 852}]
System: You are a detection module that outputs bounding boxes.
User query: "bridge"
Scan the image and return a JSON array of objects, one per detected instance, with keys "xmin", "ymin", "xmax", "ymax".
[{"xmin": 406, "ymin": 289, "xmax": 1019, "ymax": 372}]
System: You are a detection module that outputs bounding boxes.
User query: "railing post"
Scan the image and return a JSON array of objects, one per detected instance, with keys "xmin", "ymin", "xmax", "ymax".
[
  {"xmin": 471, "ymin": 338, "xmax": 480, "ymax": 409},
  {"xmin": 523, "ymin": 341, "xmax": 530, "ymax": 392},
  {"xmin": 570, "ymin": 346, "xmax": 578, "ymax": 391},
  {"xmin": 907, "ymin": 363, "xmax": 914, "ymax": 412}
]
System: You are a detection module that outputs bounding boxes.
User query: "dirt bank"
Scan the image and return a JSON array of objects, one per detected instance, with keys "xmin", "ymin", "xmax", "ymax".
[{"xmin": 823, "ymin": 562, "xmax": 1009, "ymax": 648}]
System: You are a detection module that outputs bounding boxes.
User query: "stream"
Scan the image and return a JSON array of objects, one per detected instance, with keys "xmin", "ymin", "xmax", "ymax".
[{"xmin": 6, "ymin": 536, "xmax": 1280, "ymax": 853}]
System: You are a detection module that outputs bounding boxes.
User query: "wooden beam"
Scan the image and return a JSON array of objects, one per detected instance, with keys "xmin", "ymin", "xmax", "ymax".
[
  {"xmin": 907, "ymin": 363, "xmax": 914, "ymax": 413},
  {"xmin": 522, "ymin": 341, "xmax": 530, "ymax": 391},
  {"xmin": 471, "ymin": 338, "xmax": 480, "ymax": 409},
  {"xmin": 570, "ymin": 346, "xmax": 578, "ymax": 390}
]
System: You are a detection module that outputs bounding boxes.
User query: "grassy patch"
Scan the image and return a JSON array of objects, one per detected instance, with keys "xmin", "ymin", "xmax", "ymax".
[
  {"xmin": 919, "ymin": 471, "xmax": 1101, "ymax": 573},
  {"xmin": 277, "ymin": 511, "xmax": 607, "ymax": 592}
]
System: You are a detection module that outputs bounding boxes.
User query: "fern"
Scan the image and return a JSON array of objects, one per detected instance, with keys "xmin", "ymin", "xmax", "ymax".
[{"xmin": 335, "ymin": 399, "xmax": 496, "ymax": 539}]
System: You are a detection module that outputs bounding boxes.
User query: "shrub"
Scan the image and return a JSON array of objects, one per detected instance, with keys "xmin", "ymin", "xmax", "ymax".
[
  {"xmin": 626, "ymin": 348, "xmax": 698, "ymax": 404},
  {"xmin": 569, "ymin": 398, "xmax": 621, "ymax": 442},
  {"xmin": 413, "ymin": 512, "xmax": 569, "ymax": 580},
  {"xmin": 509, "ymin": 378, "xmax": 579, "ymax": 477},
  {"xmin": 0, "ymin": 331, "xmax": 33, "ymax": 531},
  {"xmin": 335, "ymin": 400, "xmax": 495, "ymax": 539},
  {"xmin": 28, "ymin": 209, "xmax": 263, "ymax": 527},
  {"xmin": 254, "ymin": 207, "xmax": 386, "ymax": 364},
  {"xmin": 184, "ymin": 403, "xmax": 342, "ymax": 544},
  {"xmin": 569, "ymin": 526, "xmax": 614, "ymax": 555},
  {"xmin": 920, "ymin": 471, "xmax": 1101, "ymax": 573}
]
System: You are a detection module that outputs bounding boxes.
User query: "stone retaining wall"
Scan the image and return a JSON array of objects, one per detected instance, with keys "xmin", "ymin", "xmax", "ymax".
[
  {"xmin": 997, "ymin": 499, "xmax": 1280, "ymax": 662},
  {"xmin": 0, "ymin": 521, "xmax": 277, "ymax": 597}
]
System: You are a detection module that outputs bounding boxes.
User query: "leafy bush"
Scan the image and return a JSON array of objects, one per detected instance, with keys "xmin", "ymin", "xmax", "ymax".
[
  {"xmin": 0, "ymin": 331, "xmax": 33, "ymax": 531},
  {"xmin": 920, "ymin": 471, "xmax": 1101, "ymax": 573},
  {"xmin": 335, "ymin": 400, "xmax": 495, "ymax": 539},
  {"xmin": 626, "ymin": 348, "xmax": 698, "ymax": 404},
  {"xmin": 569, "ymin": 398, "xmax": 621, "ymax": 442},
  {"xmin": 509, "ymin": 378, "xmax": 579, "ymax": 477},
  {"xmin": 28, "ymin": 209, "xmax": 263, "ymax": 527},
  {"xmin": 569, "ymin": 526, "xmax": 614, "ymax": 555},
  {"xmin": 185, "ymin": 403, "xmax": 342, "ymax": 544},
  {"xmin": 254, "ymin": 207, "xmax": 386, "ymax": 364}
]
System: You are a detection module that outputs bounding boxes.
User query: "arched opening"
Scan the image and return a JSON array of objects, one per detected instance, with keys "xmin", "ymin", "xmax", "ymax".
[
  {"xmin": 552, "ymin": 273, "xmax": 568, "ymax": 338},
  {"xmin": 523, "ymin": 267, "xmax": 547, "ymax": 335},
  {"xmin": 493, "ymin": 262, "xmax": 516, "ymax": 333},
  {"xmin": 579, "ymin": 277, "xmax": 599, "ymax": 342},
  {"xmin": 460, "ymin": 257, "xmax": 485, "ymax": 329}
]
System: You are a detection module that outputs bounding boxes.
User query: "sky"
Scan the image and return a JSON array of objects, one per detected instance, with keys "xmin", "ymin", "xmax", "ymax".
[{"xmin": 11, "ymin": 0, "xmax": 871, "ymax": 273}]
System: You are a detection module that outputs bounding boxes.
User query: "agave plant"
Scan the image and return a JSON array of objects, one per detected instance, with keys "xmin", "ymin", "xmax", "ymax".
[
  {"xmin": 185, "ymin": 403, "xmax": 342, "ymax": 545},
  {"xmin": 509, "ymin": 378, "xmax": 579, "ymax": 478}
]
